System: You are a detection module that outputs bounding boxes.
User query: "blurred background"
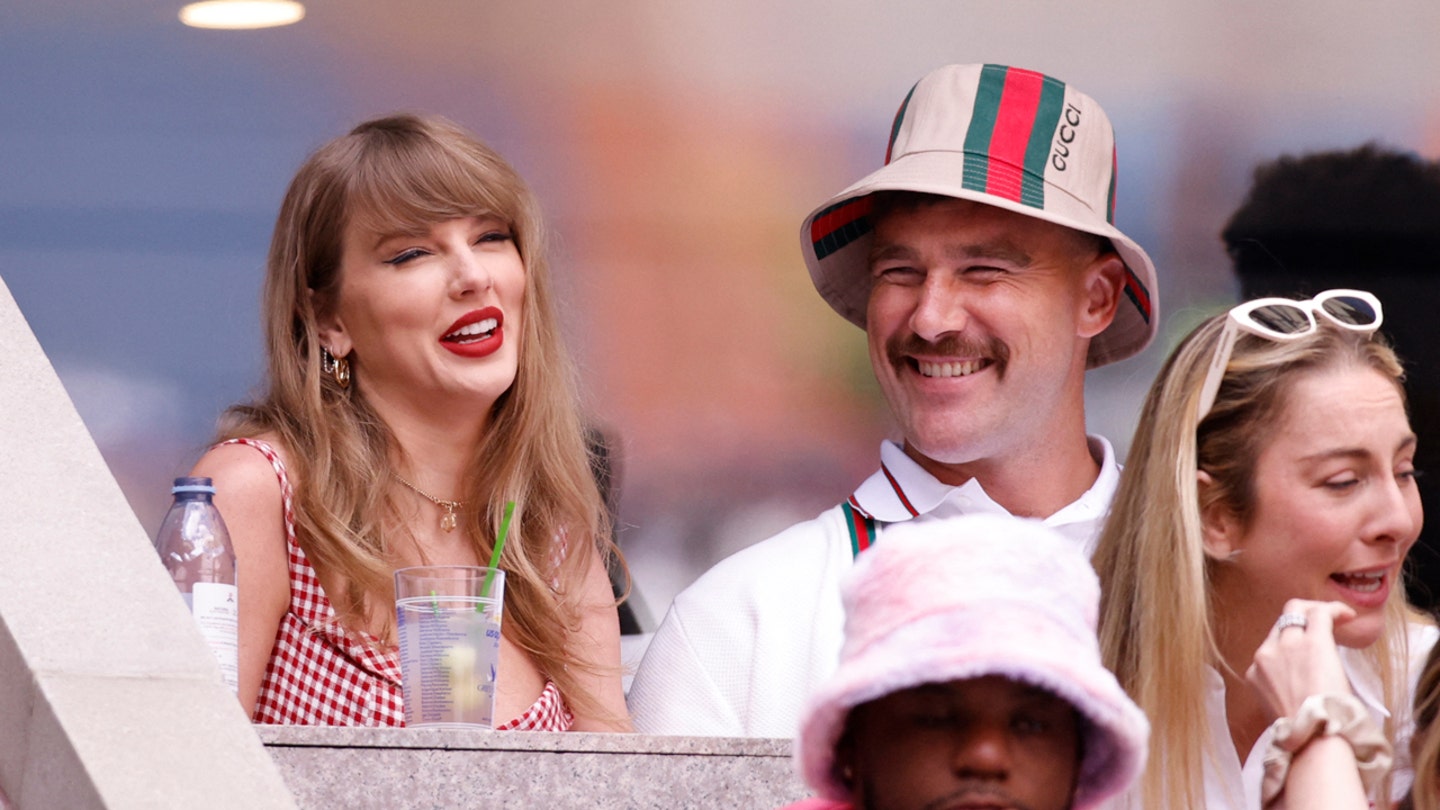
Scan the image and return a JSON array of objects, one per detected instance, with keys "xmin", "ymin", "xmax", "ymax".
[{"xmin": 3, "ymin": 1, "xmax": 1439, "ymax": 626}]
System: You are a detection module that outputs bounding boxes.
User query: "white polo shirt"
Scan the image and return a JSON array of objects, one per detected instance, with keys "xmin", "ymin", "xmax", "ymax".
[{"xmin": 626, "ymin": 437, "xmax": 1120, "ymax": 738}]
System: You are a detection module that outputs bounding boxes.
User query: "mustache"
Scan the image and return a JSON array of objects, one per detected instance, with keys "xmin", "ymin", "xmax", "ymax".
[
  {"xmin": 920, "ymin": 784, "xmax": 1033, "ymax": 810},
  {"xmin": 886, "ymin": 333, "xmax": 1010, "ymax": 369}
]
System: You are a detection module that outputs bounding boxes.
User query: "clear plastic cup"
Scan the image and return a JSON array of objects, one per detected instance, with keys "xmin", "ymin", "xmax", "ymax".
[{"xmin": 394, "ymin": 565, "xmax": 504, "ymax": 728}]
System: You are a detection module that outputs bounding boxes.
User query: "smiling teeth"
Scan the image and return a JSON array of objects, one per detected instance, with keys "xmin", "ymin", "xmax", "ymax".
[
  {"xmin": 445, "ymin": 318, "xmax": 497, "ymax": 341},
  {"xmin": 1336, "ymin": 571, "xmax": 1385, "ymax": 593},
  {"xmin": 917, "ymin": 360, "xmax": 984, "ymax": 378}
]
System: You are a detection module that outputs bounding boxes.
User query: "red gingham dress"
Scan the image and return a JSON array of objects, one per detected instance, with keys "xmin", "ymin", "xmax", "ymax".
[{"xmin": 225, "ymin": 438, "xmax": 574, "ymax": 730}]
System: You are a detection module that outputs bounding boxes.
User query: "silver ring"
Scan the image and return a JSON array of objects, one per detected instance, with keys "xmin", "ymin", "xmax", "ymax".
[{"xmin": 1275, "ymin": 613, "xmax": 1309, "ymax": 633}]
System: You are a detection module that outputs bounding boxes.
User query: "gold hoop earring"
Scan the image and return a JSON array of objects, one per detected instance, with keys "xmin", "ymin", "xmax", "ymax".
[
  {"xmin": 321, "ymin": 347, "xmax": 351, "ymax": 389},
  {"xmin": 334, "ymin": 355, "xmax": 351, "ymax": 388}
]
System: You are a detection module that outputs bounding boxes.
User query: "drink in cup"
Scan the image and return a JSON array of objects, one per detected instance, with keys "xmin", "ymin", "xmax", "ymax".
[{"xmin": 394, "ymin": 565, "xmax": 504, "ymax": 728}]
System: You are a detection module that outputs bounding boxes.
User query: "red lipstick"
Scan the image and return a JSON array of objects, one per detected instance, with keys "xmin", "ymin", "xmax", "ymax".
[{"xmin": 440, "ymin": 306, "xmax": 504, "ymax": 359}]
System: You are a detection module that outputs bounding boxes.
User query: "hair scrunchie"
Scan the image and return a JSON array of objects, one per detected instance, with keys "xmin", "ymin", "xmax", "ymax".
[{"xmin": 1261, "ymin": 693, "xmax": 1393, "ymax": 807}]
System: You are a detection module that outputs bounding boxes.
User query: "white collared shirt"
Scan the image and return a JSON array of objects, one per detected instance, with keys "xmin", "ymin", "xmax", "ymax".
[
  {"xmin": 1189, "ymin": 621, "xmax": 1439, "ymax": 809},
  {"xmin": 851, "ymin": 437, "xmax": 1119, "ymax": 555},
  {"xmin": 627, "ymin": 437, "xmax": 1121, "ymax": 737}
]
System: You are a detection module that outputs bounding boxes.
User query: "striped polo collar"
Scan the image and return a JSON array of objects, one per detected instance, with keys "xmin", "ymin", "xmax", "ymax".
[
  {"xmin": 848, "ymin": 437, "xmax": 1119, "ymax": 526},
  {"xmin": 847, "ymin": 441, "xmax": 985, "ymax": 523}
]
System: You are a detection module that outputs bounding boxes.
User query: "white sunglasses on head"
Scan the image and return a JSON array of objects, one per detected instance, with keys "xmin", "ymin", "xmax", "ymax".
[{"xmin": 1196, "ymin": 289, "xmax": 1383, "ymax": 421}]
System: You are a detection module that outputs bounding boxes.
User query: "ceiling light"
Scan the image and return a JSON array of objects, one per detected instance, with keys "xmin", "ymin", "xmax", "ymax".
[{"xmin": 179, "ymin": 0, "xmax": 305, "ymax": 30}]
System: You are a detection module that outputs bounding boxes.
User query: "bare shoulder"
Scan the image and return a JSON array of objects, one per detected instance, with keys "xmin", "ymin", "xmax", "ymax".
[
  {"xmin": 189, "ymin": 434, "xmax": 293, "ymax": 564},
  {"xmin": 192, "ymin": 435, "xmax": 290, "ymax": 511},
  {"xmin": 193, "ymin": 433, "xmax": 289, "ymax": 479}
]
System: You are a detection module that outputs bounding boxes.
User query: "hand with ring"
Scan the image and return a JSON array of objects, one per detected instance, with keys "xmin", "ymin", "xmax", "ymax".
[
  {"xmin": 1274, "ymin": 612, "xmax": 1309, "ymax": 633},
  {"xmin": 1247, "ymin": 599, "xmax": 1356, "ymax": 720}
]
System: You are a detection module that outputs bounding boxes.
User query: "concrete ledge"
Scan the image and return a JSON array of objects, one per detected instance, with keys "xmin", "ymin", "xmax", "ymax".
[{"xmin": 260, "ymin": 727, "xmax": 810, "ymax": 809}]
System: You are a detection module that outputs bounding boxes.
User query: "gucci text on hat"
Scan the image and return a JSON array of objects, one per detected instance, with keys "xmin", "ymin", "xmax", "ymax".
[{"xmin": 800, "ymin": 63, "xmax": 1159, "ymax": 369}]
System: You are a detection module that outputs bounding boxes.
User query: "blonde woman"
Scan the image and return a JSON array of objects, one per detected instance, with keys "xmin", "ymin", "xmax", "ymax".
[
  {"xmin": 190, "ymin": 114, "xmax": 630, "ymax": 731},
  {"xmin": 1093, "ymin": 291, "xmax": 1436, "ymax": 806}
]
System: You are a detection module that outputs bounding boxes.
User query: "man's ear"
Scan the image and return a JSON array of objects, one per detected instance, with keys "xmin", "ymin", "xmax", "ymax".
[
  {"xmin": 1197, "ymin": 469, "xmax": 1242, "ymax": 561},
  {"xmin": 1075, "ymin": 253, "xmax": 1125, "ymax": 340},
  {"xmin": 311, "ymin": 288, "xmax": 352, "ymax": 357}
]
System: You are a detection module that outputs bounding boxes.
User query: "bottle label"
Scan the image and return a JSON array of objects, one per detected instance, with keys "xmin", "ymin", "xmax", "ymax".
[{"xmin": 191, "ymin": 582, "xmax": 239, "ymax": 694}]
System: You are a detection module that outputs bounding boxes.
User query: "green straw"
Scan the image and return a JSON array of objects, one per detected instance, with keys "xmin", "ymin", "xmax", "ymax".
[{"xmin": 480, "ymin": 500, "xmax": 514, "ymax": 602}]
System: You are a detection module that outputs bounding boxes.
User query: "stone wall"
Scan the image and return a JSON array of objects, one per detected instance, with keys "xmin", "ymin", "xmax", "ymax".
[{"xmin": 261, "ymin": 727, "xmax": 806, "ymax": 808}]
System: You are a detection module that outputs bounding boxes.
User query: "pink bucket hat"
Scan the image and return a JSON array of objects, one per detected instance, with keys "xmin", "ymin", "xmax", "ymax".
[
  {"xmin": 794, "ymin": 515, "xmax": 1149, "ymax": 810},
  {"xmin": 801, "ymin": 63, "xmax": 1159, "ymax": 369}
]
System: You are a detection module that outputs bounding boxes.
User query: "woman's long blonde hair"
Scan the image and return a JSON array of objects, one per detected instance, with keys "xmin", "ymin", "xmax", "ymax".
[
  {"xmin": 220, "ymin": 113, "xmax": 619, "ymax": 719},
  {"xmin": 1093, "ymin": 313, "xmax": 1416, "ymax": 808}
]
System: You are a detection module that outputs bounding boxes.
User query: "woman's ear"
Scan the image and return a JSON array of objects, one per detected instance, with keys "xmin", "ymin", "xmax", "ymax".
[
  {"xmin": 1197, "ymin": 469, "xmax": 1242, "ymax": 561},
  {"xmin": 311, "ymin": 288, "xmax": 352, "ymax": 357}
]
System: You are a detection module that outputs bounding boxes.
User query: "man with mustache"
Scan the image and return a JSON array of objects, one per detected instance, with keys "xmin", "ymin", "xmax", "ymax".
[
  {"xmin": 628, "ymin": 63, "xmax": 1159, "ymax": 738},
  {"xmin": 786, "ymin": 517, "xmax": 1148, "ymax": 810}
]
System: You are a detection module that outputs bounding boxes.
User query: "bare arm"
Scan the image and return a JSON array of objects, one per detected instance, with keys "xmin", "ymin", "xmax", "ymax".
[
  {"xmin": 1247, "ymin": 599, "xmax": 1369, "ymax": 810},
  {"xmin": 1279, "ymin": 736, "xmax": 1370, "ymax": 810},
  {"xmin": 567, "ymin": 541, "xmax": 633, "ymax": 732},
  {"xmin": 191, "ymin": 442, "xmax": 292, "ymax": 718}
]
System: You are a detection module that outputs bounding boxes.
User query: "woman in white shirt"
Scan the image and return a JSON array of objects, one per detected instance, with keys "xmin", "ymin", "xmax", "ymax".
[
  {"xmin": 1092, "ymin": 291, "xmax": 1435, "ymax": 808},
  {"xmin": 1247, "ymin": 596, "xmax": 1440, "ymax": 809}
]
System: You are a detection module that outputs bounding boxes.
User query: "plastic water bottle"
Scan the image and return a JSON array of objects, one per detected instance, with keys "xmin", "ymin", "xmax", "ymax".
[{"xmin": 155, "ymin": 476, "xmax": 239, "ymax": 694}]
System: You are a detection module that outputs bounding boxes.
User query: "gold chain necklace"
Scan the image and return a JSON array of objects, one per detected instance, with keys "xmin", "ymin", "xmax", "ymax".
[{"xmin": 392, "ymin": 473, "xmax": 466, "ymax": 533}]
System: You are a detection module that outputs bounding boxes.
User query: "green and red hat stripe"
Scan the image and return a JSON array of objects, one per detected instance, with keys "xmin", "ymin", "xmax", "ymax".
[
  {"xmin": 1123, "ymin": 267, "xmax": 1152, "ymax": 325},
  {"xmin": 959, "ymin": 64, "xmax": 1068, "ymax": 208},
  {"xmin": 810, "ymin": 83, "xmax": 918, "ymax": 262},
  {"xmin": 883, "ymin": 83, "xmax": 918, "ymax": 165},
  {"xmin": 812, "ymin": 65, "xmax": 1095, "ymax": 261},
  {"xmin": 810, "ymin": 195, "xmax": 874, "ymax": 261}
]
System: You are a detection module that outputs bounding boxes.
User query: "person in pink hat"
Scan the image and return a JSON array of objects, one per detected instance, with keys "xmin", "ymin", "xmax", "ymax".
[
  {"xmin": 785, "ymin": 515, "xmax": 1148, "ymax": 810},
  {"xmin": 629, "ymin": 63, "xmax": 1159, "ymax": 737}
]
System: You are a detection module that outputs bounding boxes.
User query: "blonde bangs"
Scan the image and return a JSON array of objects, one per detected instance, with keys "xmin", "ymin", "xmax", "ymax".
[{"xmin": 342, "ymin": 124, "xmax": 526, "ymax": 246}]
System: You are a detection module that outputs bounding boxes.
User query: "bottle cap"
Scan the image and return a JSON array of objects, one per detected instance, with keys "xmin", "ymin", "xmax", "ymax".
[{"xmin": 171, "ymin": 476, "xmax": 216, "ymax": 495}]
